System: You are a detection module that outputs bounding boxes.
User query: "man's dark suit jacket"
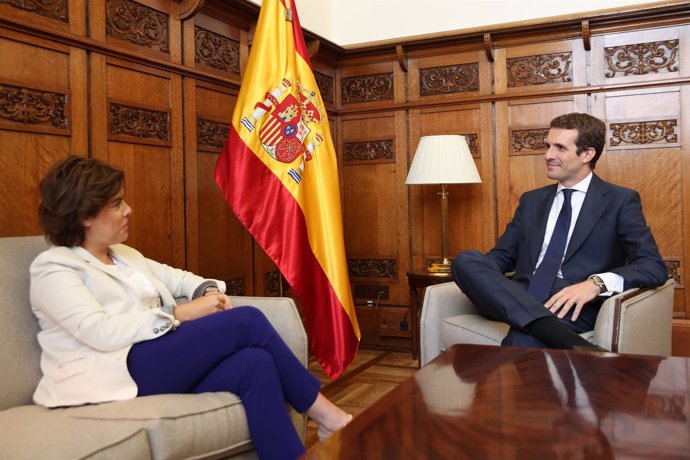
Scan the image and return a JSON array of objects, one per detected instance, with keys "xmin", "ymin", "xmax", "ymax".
[{"xmin": 487, "ymin": 174, "xmax": 668, "ymax": 291}]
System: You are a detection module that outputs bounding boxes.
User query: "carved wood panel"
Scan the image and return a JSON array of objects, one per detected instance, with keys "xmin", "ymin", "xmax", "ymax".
[
  {"xmin": 0, "ymin": 82, "xmax": 68, "ymax": 132},
  {"xmin": 419, "ymin": 63, "xmax": 479, "ymax": 96},
  {"xmin": 105, "ymin": 0, "xmax": 169, "ymax": 53},
  {"xmin": 347, "ymin": 258, "xmax": 398, "ymax": 279},
  {"xmin": 608, "ymin": 119, "xmax": 679, "ymax": 149},
  {"xmin": 666, "ymin": 257, "xmax": 683, "ymax": 288},
  {"xmin": 194, "ymin": 26, "xmax": 240, "ymax": 75},
  {"xmin": 344, "ymin": 139, "xmax": 394, "ymax": 164},
  {"xmin": 314, "ymin": 71, "xmax": 334, "ymax": 104},
  {"xmin": 1, "ymin": 0, "xmax": 68, "ymax": 22},
  {"xmin": 196, "ymin": 117, "xmax": 229, "ymax": 152},
  {"xmin": 462, "ymin": 133, "xmax": 480, "ymax": 159},
  {"xmin": 605, "ymin": 40, "xmax": 679, "ymax": 78},
  {"xmin": 507, "ymin": 53, "xmax": 572, "ymax": 87},
  {"xmin": 341, "ymin": 73, "xmax": 394, "ymax": 104},
  {"xmin": 226, "ymin": 277, "xmax": 245, "ymax": 296},
  {"xmin": 109, "ymin": 102, "xmax": 170, "ymax": 144},
  {"xmin": 509, "ymin": 127, "xmax": 549, "ymax": 155}
]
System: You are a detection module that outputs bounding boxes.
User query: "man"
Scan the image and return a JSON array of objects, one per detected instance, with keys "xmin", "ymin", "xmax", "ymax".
[{"xmin": 452, "ymin": 112, "xmax": 668, "ymax": 350}]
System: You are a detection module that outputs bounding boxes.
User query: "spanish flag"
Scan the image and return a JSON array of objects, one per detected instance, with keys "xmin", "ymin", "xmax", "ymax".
[{"xmin": 215, "ymin": 0, "xmax": 360, "ymax": 379}]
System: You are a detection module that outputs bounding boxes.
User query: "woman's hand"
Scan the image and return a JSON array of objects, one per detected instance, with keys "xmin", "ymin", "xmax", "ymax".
[{"xmin": 173, "ymin": 292, "xmax": 232, "ymax": 323}]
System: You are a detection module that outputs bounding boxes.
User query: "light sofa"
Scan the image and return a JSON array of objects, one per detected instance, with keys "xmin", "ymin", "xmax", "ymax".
[
  {"xmin": 420, "ymin": 279, "xmax": 675, "ymax": 367},
  {"xmin": 0, "ymin": 236, "xmax": 308, "ymax": 459}
]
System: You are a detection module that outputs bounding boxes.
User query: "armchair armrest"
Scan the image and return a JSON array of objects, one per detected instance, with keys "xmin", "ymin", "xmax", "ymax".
[
  {"xmin": 592, "ymin": 279, "xmax": 675, "ymax": 355},
  {"xmin": 230, "ymin": 296, "xmax": 309, "ymax": 366},
  {"xmin": 420, "ymin": 282, "xmax": 481, "ymax": 367}
]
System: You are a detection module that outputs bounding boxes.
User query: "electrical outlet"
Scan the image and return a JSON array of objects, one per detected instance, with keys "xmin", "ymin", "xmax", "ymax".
[{"xmin": 377, "ymin": 307, "xmax": 412, "ymax": 338}]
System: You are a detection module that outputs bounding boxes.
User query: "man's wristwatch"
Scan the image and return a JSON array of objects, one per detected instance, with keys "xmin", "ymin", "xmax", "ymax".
[{"xmin": 589, "ymin": 275, "xmax": 608, "ymax": 293}]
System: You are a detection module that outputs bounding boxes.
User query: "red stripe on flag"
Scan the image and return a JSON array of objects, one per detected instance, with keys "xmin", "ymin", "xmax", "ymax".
[
  {"xmin": 280, "ymin": 0, "xmax": 312, "ymax": 67},
  {"xmin": 215, "ymin": 127, "xmax": 358, "ymax": 378}
]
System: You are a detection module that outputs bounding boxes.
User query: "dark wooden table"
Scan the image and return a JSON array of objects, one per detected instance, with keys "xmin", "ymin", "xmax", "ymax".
[
  {"xmin": 305, "ymin": 344, "xmax": 690, "ymax": 459},
  {"xmin": 406, "ymin": 272, "xmax": 452, "ymax": 360}
]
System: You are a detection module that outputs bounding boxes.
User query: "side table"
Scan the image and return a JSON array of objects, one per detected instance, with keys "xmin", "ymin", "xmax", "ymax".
[{"xmin": 407, "ymin": 271, "xmax": 452, "ymax": 361}]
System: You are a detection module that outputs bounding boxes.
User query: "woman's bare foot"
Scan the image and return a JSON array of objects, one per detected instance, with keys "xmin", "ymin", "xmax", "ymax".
[
  {"xmin": 317, "ymin": 413, "xmax": 352, "ymax": 441},
  {"xmin": 306, "ymin": 393, "xmax": 353, "ymax": 441}
]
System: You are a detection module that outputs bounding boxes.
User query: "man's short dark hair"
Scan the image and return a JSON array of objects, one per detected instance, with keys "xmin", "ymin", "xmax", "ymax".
[
  {"xmin": 550, "ymin": 113, "xmax": 606, "ymax": 169},
  {"xmin": 39, "ymin": 156, "xmax": 125, "ymax": 247}
]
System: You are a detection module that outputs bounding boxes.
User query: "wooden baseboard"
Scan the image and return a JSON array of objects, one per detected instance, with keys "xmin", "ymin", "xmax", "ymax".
[{"xmin": 672, "ymin": 319, "xmax": 690, "ymax": 357}]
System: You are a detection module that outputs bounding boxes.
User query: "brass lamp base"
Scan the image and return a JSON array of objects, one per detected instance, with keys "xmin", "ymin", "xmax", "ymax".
[{"xmin": 427, "ymin": 259, "xmax": 452, "ymax": 276}]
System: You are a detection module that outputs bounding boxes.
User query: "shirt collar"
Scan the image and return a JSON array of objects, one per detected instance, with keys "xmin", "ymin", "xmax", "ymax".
[{"xmin": 557, "ymin": 172, "xmax": 592, "ymax": 194}]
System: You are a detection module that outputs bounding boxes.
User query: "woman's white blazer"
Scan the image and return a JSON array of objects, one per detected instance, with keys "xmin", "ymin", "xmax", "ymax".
[{"xmin": 29, "ymin": 244, "xmax": 225, "ymax": 408}]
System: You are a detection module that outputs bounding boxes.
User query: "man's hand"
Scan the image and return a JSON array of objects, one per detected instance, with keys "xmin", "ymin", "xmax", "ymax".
[{"xmin": 544, "ymin": 280, "xmax": 600, "ymax": 321}]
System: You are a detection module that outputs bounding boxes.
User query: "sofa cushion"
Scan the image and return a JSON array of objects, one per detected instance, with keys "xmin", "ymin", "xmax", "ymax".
[
  {"xmin": 440, "ymin": 314, "xmax": 509, "ymax": 350},
  {"xmin": 0, "ymin": 405, "xmax": 151, "ymax": 460},
  {"xmin": 64, "ymin": 393, "xmax": 253, "ymax": 460}
]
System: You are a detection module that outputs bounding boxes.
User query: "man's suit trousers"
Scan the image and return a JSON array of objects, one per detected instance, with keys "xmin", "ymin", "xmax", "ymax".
[{"xmin": 453, "ymin": 250, "xmax": 601, "ymax": 347}]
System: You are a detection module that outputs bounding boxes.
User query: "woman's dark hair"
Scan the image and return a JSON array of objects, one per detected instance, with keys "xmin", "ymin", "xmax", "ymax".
[{"xmin": 39, "ymin": 156, "xmax": 125, "ymax": 247}]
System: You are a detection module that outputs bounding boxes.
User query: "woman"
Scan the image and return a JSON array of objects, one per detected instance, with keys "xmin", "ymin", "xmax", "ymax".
[{"xmin": 30, "ymin": 156, "xmax": 351, "ymax": 459}]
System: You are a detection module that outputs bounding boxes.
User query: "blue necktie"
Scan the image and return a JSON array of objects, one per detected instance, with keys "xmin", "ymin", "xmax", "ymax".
[{"xmin": 528, "ymin": 189, "xmax": 574, "ymax": 302}]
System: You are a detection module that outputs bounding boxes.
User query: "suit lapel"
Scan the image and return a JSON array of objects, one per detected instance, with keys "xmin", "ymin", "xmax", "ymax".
[
  {"xmin": 529, "ymin": 185, "xmax": 558, "ymax": 269},
  {"xmin": 563, "ymin": 174, "xmax": 609, "ymax": 263}
]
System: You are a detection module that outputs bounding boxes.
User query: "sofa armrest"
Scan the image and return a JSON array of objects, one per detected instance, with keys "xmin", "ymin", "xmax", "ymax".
[
  {"xmin": 420, "ymin": 282, "xmax": 480, "ymax": 367},
  {"xmin": 230, "ymin": 296, "xmax": 309, "ymax": 367},
  {"xmin": 592, "ymin": 279, "xmax": 674, "ymax": 355}
]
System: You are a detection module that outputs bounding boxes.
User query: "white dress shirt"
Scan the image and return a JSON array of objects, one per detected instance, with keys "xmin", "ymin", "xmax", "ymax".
[{"xmin": 535, "ymin": 173, "xmax": 623, "ymax": 295}]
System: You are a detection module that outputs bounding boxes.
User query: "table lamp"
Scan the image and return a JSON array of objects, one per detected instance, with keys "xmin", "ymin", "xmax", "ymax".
[{"xmin": 406, "ymin": 135, "xmax": 481, "ymax": 275}]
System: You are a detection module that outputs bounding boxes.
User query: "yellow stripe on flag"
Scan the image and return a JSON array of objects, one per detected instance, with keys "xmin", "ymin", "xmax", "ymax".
[{"xmin": 216, "ymin": 0, "xmax": 360, "ymax": 379}]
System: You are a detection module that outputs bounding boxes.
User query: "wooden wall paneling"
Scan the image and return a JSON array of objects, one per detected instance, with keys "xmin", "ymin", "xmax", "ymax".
[
  {"xmin": 406, "ymin": 50, "xmax": 496, "ymax": 259},
  {"xmin": 183, "ymin": 77, "xmax": 199, "ymax": 273},
  {"xmin": 592, "ymin": 23, "xmax": 686, "ymax": 317},
  {"xmin": 186, "ymin": 79, "xmax": 253, "ymax": 295},
  {"xmin": 253, "ymin": 247, "xmax": 282, "ymax": 298},
  {"xmin": 340, "ymin": 111, "xmax": 407, "ymax": 305},
  {"xmin": 682, "ymin": 85, "xmax": 690, "ymax": 319},
  {"xmin": 599, "ymin": 86, "xmax": 683, "ymax": 316},
  {"xmin": 407, "ymin": 108, "xmax": 424, "ymax": 272},
  {"xmin": 312, "ymin": 61, "xmax": 337, "ymax": 112},
  {"xmin": 0, "ymin": 31, "xmax": 79, "ymax": 237},
  {"xmin": 186, "ymin": 12, "xmax": 242, "ymax": 82},
  {"xmin": 680, "ymin": 19, "xmax": 690, "ymax": 318},
  {"xmin": 337, "ymin": 61, "xmax": 397, "ymax": 111},
  {"xmin": 90, "ymin": 57, "xmax": 183, "ymax": 267},
  {"xmin": 590, "ymin": 26, "xmax": 681, "ymax": 87},
  {"xmin": 92, "ymin": 0, "xmax": 182, "ymax": 63},
  {"xmin": 499, "ymin": 96, "xmax": 576, "ymax": 232},
  {"xmin": 408, "ymin": 52, "xmax": 482, "ymax": 103},
  {"xmin": 504, "ymin": 40, "xmax": 578, "ymax": 94},
  {"xmin": 69, "ymin": 0, "xmax": 87, "ymax": 36},
  {"xmin": 181, "ymin": 11, "xmax": 252, "ymax": 294},
  {"xmin": 411, "ymin": 105, "xmax": 489, "ymax": 268},
  {"xmin": 0, "ymin": 0, "xmax": 72, "ymax": 34}
]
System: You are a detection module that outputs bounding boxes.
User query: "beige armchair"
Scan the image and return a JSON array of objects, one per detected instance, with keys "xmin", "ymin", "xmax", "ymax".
[{"xmin": 420, "ymin": 279, "xmax": 675, "ymax": 367}]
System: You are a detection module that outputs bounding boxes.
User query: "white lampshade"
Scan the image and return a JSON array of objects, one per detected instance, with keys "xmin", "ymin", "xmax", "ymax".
[{"xmin": 406, "ymin": 135, "xmax": 482, "ymax": 185}]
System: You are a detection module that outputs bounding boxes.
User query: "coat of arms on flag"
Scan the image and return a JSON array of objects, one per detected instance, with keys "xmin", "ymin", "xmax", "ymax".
[
  {"xmin": 240, "ymin": 79, "xmax": 324, "ymax": 183},
  {"xmin": 215, "ymin": 0, "xmax": 360, "ymax": 380}
]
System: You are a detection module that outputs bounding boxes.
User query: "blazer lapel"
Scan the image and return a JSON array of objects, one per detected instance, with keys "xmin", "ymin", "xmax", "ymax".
[
  {"xmin": 529, "ymin": 185, "xmax": 558, "ymax": 269},
  {"xmin": 563, "ymin": 174, "xmax": 609, "ymax": 263},
  {"xmin": 71, "ymin": 245, "xmax": 172, "ymax": 306}
]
